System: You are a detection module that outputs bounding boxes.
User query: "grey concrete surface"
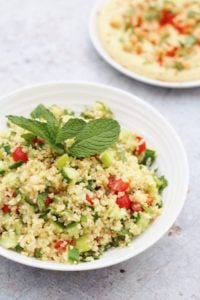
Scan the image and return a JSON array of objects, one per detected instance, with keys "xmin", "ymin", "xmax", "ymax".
[{"xmin": 0, "ymin": 1, "xmax": 199, "ymax": 299}]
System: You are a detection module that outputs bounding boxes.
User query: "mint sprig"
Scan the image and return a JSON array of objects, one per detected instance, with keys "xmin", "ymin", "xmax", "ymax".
[
  {"xmin": 56, "ymin": 118, "xmax": 86, "ymax": 144},
  {"xmin": 7, "ymin": 115, "xmax": 64, "ymax": 153},
  {"xmin": 69, "ymin": 118, "xmax": 120, "ymax": 158},
  {"xmin": 7, "ymin": 104, "xmax": 120, "ymax": 157}
]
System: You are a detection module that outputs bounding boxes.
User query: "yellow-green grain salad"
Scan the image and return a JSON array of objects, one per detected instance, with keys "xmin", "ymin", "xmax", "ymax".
[{"xmin": 0, "ymin": 102, "xmax": 167, "ymax": 264}]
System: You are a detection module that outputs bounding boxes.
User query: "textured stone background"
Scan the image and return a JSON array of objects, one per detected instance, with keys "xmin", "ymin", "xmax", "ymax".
[{"xmin": 0, "ymin": 1, "xmax": 199, "ymax": 299}]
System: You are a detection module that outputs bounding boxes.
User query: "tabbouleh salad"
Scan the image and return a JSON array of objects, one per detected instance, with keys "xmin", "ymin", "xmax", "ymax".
[{"xmin": 0, "ymin": 102, "xmax": 167, "ymax": 264}]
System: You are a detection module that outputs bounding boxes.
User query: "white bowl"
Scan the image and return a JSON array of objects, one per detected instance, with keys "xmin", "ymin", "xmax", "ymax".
[
  {"xmin": 89, "ymin": 0, "xmax": 200, "ymax": 89},
  {"xmin": 0, "ymin": 82, "xmax": 189, "ymax": 270}
]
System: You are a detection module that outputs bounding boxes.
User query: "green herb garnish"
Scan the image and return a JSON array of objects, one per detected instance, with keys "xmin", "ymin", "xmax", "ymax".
[
  {"xmin": 7, "ymin": 105, "xmax": 120, "ymax": 158},
  {"xmin": 9, "ymin": 160, "xmax": 24, "ymax": 169},
  {"xmin": 68, "ymin": 118, "xmax": 120, "ymax": 158}
]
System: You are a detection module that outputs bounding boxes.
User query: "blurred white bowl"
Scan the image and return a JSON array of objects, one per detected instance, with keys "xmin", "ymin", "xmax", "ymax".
[
  {"xmin": 89, "ymin": 0, "xmax": 200, "ymax": 88},
  {"xmin": 0, "ymin": 82, "xmax": 189, "ymax": 270}
]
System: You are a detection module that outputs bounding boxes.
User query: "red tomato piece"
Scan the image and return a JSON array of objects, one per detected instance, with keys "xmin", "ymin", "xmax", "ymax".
[
  {"xmin": 2, "ymin": 205, "xmax": 11, "ymax": 213},
  {"xmin": 108, "ymin": 176, "xmax": 129, "ymax": 194},
  {"xmin": 12, "ymin": 146, "xmax": 28, "ymax": 163},
  {"xmin": 160, "ymin": 9, "xmax": 176, "ymax": 26},
  {"xmin": 166, "ymin": 47, "xmax": 178, "ymax": 57},
  {"xmin": 131, "ymin": 201, "xmax": 143, "ymax": 212},
  {"xmin": 146, "ymin": 197, "xmax": 153, "ymax": 206},
  {"xmin": 45, "ymin": 197, "xmax": 53, "ymax": 208},
  {"xmin": 157, "ymin": 53, "xmax": 164, "ymax": 65},
  {"xmin": 32, "ymin": 137, "xmax": 44, "ymax": 144},
  {"xmin": 86, "ymin": 194, "xmax": 93, "ymax": 205},
  {"xmin": 136, "ymin": 136, "xmax": 146, "ymax": 155},
  {"xmin": 137, "ymin": 16, "xmax": 143, "ymax": 27},
  {"xmin": 12, "ymin": 192, "xmax": 17, "ymax": 198},
  {"xmin": 116, "ymin": 192, "xmax": 131, "ymax": 209},
  {"xmin": 54, "ymin": 240, "xmax": 67, "ymax": 253}
]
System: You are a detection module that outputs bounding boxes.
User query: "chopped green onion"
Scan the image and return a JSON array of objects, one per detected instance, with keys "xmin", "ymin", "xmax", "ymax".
[
  {"xmin": 34, "ymin": 248, "xmax": 42, "ymax": 258},
  {"xmin": 9, "ymin": 160, "xmax": 24, "ymax": 169},
  {"xmin": 141, "ymin": 149, "xmax": 156, "ymax": 166}
]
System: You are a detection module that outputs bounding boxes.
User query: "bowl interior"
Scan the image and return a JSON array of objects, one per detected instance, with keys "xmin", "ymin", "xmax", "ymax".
[
  {"xmin": 89, "ymin": 0, "xmax": 200, "ymax": 89},
  {"xmin": 0, "ymin": 82, "xmax": 189, "ymax": 270}
]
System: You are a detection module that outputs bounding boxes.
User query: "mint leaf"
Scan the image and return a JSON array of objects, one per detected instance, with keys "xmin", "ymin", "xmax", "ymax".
[
  {"xmin": 68, "ymin": 119, "xmax": 120, "ymax": 158},
  {"xmin": 7, "ymin": 116, "xmax": 63, "ymax": 153},
  {"xmin": 56, "ymin": 118, "xmax": 86, "ymax": 144},
  {"xmin": 31, "ymin": 104, "xmax": 60, "ymax": 140},
  {"xmin": 21, "ymin": 133, "xmax": 36, "ymax": 144}
]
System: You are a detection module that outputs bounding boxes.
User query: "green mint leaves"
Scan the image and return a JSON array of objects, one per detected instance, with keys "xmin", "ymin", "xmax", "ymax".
[
  {"xmin": 69, "ymin": 118, "xmax": 120, "ymax": 157},
  {"xmin": 7, "ymin": 104, "xmax": 120, "ymax": 158},
  {"xmin": 7, "ymin": 115, "xmax": 64, "ymax": 153},
  {"xmin": 56, "ymin": 119, "xmax": 86, "ymax": 144}
]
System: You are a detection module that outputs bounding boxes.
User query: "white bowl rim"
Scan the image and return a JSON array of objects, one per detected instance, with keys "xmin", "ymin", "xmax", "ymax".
[
  {"xmin": 89, "ymin": 0, "xmax": 200, "ymax": 89},
  {"xmin": 0, "ymin": 81, "xmax": 189, "ymax": 271}
]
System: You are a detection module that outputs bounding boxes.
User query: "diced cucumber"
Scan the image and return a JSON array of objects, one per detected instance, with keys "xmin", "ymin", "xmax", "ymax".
[
  {"xmin": 0, "ymin": 231, "xmax": 18, "ymax": 249},
  {"xmin": 100, "ymin": 151, "xmax": 114, "ymax": 167},
  {"xmin": 61, "ymin": 167, "xmax": 77, "ymax": 181},
  {"xmin": 15, "ymin": 223, "xmax": 23, "ymax": 235},
  {"xmin": 137, "ymin": 216, "xmax": 150, "ymax": 230},
  {"xmin": 68, "ymin": 246, "xmax": 80, "ymax": 263},
  {"xmin": 80, "ymin": 215, "xmax": 87, "ymax": 223},
  {"xmin": 66, "ymin": 222, "xmax": 79, "ymax": 236},
  {"xmin": 75, "ymin": 235, "xmax": 91, "ymax": 253},
  {"xmin": 52, "ymin": 221, "xmax": 65, "ymax": 233},
  {"xmin": 55, "ymin": 154, "xmax": 69, "ymax": 169},
  {"xmin": 37, "ymin": 192, "xmax": 48, "ymax": 212}
]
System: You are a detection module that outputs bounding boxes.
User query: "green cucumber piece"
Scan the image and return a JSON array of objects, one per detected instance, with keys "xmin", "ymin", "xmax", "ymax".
[
  {"xmin": 55, "ymin": 154, "xmax": 69, "ymax": 169},
  {"xmin": 68, "ymin": 246, "xmax": 80, "ymax": 263},
  {"xmin": 100, "ymin": 151, "xmax": 114, "ymax": 167},
  {"xmin": 61, "ymin": 167, "xmax": 77, "ymax": 181},
  {"xmin": 75, "ymin": 235, "xmax": 91, "ymax": 253},
  {"xmin": 0, "ymin": 231, "xmax": 18, "ymax": 249}
]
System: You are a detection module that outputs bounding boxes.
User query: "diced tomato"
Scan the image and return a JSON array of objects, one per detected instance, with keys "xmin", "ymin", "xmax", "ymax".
[
  {"xmin": 158, "ymin": 53, "xmax": 164, "ymax": 65},
  {"xmin": 2, "ymin": 205, "xmax": 11, "ymax": 213},
  {"xmin": 12, "ymin": 192, "xmax": 17, "ymax": 198},
  {"xmin": 146, "ymin": 196, "xmax": 153, "ymax": 206},
  {"xmin": 160, "ymin": 9, "xmax": 176, "ymax": 26},
  {"xmin": 86, "ymin": 194, "xmax": 94, "ymax": 205},
  {"xmin": 32, "ymin": 137, "xmax": 44, "ymax": 144},
  {"xmin": 173, "ymin": 23, "xmax": 190, "ymax": 34},
  {"xmin": 166, "ymin": 47, "xmax": 178, "ymax": 57},
  {"xmin": 108, "ymin": 176, "xmax": 129, "ymax": 194},
  {"xmin": 136, "ymin": 16, "xmax": 143, "ymax": 27},
  {"xmin": 131, "ymin": 201, "xmax": 143, "ymax": 212},
  {"xmin": 130, "ymin": 15, "xmax": 142, "ymax": 28},
  {"xmin": 12, "ymin": 146, "xmax": 28, "ymax": 163},
  {"xmin": 116, "ymin": 192, "xmax": 131, "ymax": 209},
  {"xmin": 54, "ymin": 240, "xmax": 68, "ymax": 253},
  {"xmin": 136, "ymin": 136, "xmax": 146, "ymax": 155},
  {"xmin": 45, "ymin": 197, "xmax": 53, "ymax": 208}
]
